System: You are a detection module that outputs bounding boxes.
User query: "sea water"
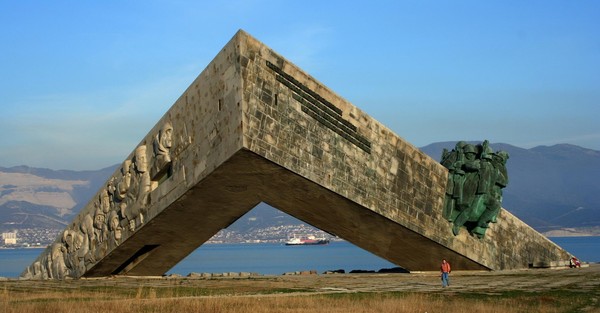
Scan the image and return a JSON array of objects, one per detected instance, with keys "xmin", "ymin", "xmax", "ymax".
[
  {"xmin": 0, "ymin": 248, "xmax": 45, "ymax": 278},
  {"xmin": 548, "ymin": 236, "xmax": 599, "ymax": 262},
  {"xmin": 1, "ymin": 237, "xmax": 598, "ymax": 278},
  {"xmin": 166, "ymin": 241, "xmax": 397, "ymax": 275}
]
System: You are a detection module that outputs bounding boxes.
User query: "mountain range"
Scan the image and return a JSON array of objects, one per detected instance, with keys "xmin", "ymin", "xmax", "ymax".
[
  {"xmin": 0, "ymin": 165, "xmax": 117, "ymax": 230},
  {"xmin": 1, "ymin": 142, "xmax": 599, "ymax": 238}
]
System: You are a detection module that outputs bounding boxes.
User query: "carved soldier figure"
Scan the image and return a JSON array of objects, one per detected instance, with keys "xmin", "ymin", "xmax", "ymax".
[
  {"xmin": 471, "ymin": 149, "xmax": 509, "ymax": 238},
  {"xmin": 491, "ymin": 150, "xmax": 509, "ymax": 222},
  {"xmin": 123, "ymin": 145, "xmax": 152, "ymax": 231},
  {"xmin": 49, "ymin": 242, "xmax": 68, "ymax": 279},
  {"xmin": 100, "ymin": 188, "xmax": 111, "ymax": 214},
  {"xmin": 103, "ymin": 177, "xmax": 123, "ymax": 245},
  {"xmin": 470, "ymin": 142, "xmax": 495, "ymax": 226},
  {"xmin": 93, "ymin": 206, "xmax": 108, "ymax": 244},
  {"xmin": 79, "ymin": 213, "xmax": 95, "ymax": 267},
  {"xmin": 477, "ymin": 141, "xmax": 494, "ymax": 194},
  {"xmin": 451, "ymin": 144, "xmax": 481, "ymax": 235},
  {"xmin": 441, "ymin": 141, "xmax": 467, "ymax": 221},
  {"xmin": 62, "ymin": 227, "xmax": 86, "ymax": 276},
  {"xmin": 116, "ymin": 160, "xmax": 132, "ymax": 221},
  {"xmin": 92, "ymin": 206, "xmax": 109, "ymax": 263},
  {"xmin": 107, "ymin": 210, "xmax": 122, "ymax": 245}
]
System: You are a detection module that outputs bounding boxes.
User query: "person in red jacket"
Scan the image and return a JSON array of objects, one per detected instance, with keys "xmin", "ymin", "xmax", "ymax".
[{"xmin": 441, "ymin": 259, "xmax": 451, "ymax": 287}]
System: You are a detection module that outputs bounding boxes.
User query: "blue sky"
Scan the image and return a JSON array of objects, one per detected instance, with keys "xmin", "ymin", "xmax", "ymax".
[{"xmin": 1, "ymin": 1, "xmax": 599, "ymax": 170}]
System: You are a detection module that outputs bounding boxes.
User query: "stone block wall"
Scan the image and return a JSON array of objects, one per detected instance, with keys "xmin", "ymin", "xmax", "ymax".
[{"xmin": 237, "ymin": 31, "xmax": 571, "ymax": 270}]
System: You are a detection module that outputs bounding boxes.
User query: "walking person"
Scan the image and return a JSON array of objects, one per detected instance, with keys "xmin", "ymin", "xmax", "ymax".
[{"xmin": 441, "ymin": 259, "xmax": 451, "ymax": 287}]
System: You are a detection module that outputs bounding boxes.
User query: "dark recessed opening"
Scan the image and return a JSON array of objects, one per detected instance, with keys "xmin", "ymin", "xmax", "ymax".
[{"xmin": 112, "ymin": 244, "xmax": 160, "ymax": 275}]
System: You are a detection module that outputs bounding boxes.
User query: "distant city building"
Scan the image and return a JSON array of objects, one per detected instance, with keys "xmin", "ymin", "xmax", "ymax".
[{"xmin": 2, "ymin": 231, "xmax": 17, "ymax": 245}]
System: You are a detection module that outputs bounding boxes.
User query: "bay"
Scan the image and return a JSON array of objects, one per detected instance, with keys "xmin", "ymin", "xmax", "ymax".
[
  {"xmin": 0, "ymin": 248, "xmax": 45, "ymax": 278},
  {"xmin": 1, "ymin": 237, "xmax": 598, "ymax": 278},
  {"xmin": 548, "ymin": 236, "xmax": 600, "ymax": 263},
  {"xmin": 166, "ymin": 241, "xmax": 396, "ymax": 276}
]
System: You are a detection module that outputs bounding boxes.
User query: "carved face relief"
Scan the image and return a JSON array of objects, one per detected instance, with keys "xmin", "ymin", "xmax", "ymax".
[
  {"xmin": 100, "ymin": 189, "xmax": 110, "ymax": 213},
  {"xmin": 121, "ymin": 160, "xmax": 132, "ymax": 176},
  {"xmin": 108, "ymin": 211, "xmax": 122, "ymax": 241},
  {"xmin": 161, "ymin": 122, "xmax": 173, "ymax": 149},
  {"xmin": 63, "ymin": 230, "xmax": 74, "ymax": 251},
  {"xmin": 73, "ymin": 232, "xmax": 83, "ymax": 251},
  {"xmin": 94, "ymin": 213, "xmax": 105, "ymax": 229},
  {"xmin": 107, "ymin": 178, "xmax": 116, "ymax": 196},
  {"xmin": 135, "ymin": 145, "xmax": 148, "ymax": 173}
]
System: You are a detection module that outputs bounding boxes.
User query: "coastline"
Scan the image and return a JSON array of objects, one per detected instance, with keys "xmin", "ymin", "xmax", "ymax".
[{"xmin": 543, "ymin": 226, "xmax": 600, "ymax": 237}]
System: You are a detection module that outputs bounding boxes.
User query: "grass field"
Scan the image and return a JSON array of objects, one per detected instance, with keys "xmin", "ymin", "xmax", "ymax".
[{"xmin": 2, "ymin": 264, "xmax": 599, "ymax": 313}]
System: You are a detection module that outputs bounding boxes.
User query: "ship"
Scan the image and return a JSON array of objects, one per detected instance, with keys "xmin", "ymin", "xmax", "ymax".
[{"xmin": 285, "ymin": 235, "xmax": 330, "ymax": 246}]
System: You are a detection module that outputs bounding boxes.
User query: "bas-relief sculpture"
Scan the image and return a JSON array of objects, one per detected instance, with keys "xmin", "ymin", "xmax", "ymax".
[
  {"xmin": 22, "ymin": 122, "xmax": 175, "ymax": 280},
  {"xmin": 441, "ymin": 140, "xmax": 509, "ymax": 239}
]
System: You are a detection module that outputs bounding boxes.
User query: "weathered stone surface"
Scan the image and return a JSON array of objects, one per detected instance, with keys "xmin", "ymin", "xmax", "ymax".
[{"xmin": 22, "ymin": 30, "xmax": 572, "ymax": 280}]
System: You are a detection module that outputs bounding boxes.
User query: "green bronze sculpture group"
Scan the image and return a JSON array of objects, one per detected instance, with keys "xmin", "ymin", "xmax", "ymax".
[{"xmin": 441, "ymin": 140, "xmax": 509, "ymax": 239}]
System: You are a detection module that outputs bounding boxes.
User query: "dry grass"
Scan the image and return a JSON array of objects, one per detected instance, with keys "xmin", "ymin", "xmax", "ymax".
[
  {"xmin": 0, "ymin": 286, "xmax": 592, "ymax": 313},
  {"xmin": 2, "ymin": 266, "xmax": 599, "ymax": 313}
]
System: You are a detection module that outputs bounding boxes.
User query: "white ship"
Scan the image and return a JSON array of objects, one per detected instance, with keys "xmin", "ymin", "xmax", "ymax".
[{"xmin": 285, "ymin": 235, "xmax": 330, "ymax": 246}]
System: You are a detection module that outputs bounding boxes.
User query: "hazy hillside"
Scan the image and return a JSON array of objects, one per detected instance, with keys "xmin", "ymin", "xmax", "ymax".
[
  {"xmin": 420, "ymin": 142, "xmax": 600, "ymax": 232},
  {"xmin": 0, "ymin": 165, "xmax": 117, "ymax": 232},
  {"xmin": 225, "ymin": 202, "xmax": 303, "ymax": 232}
]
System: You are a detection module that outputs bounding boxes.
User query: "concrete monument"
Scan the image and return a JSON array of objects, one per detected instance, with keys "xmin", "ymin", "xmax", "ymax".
[{"xmin": 22, "ymin": 30, "xmax": 572, "ymax": 279}]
